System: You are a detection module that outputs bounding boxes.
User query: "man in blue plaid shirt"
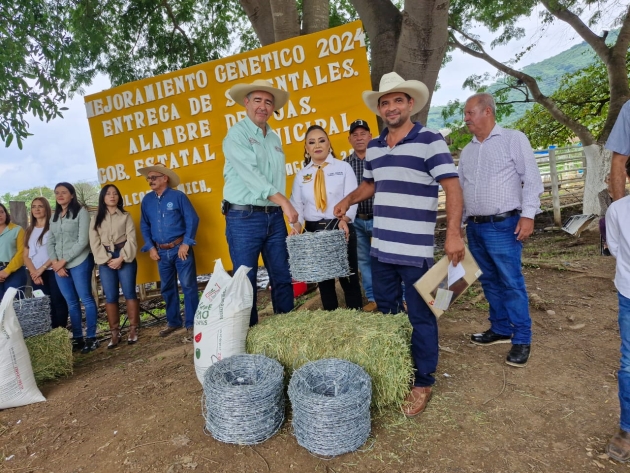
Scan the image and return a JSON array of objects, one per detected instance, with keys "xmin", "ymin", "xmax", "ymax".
[{"xmin": 344, "ymin": 119, "xmax": 378, "ymax": 312}]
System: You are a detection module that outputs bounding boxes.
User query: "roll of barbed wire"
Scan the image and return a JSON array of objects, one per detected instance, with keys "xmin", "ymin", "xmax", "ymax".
[
  {"xmin": 286, "ymin": 229, "xmax": 350, "ymax": 283},
  {"xmin": 288, "ymin": 358, "xmax": 372, "ymax": 457},
  {"xmin": 14, "ymin": 295, "xmax": 52, "ymax": 338},
  {"xmin": 202, "ymin": 354, "xmax": 285, "ymax": 445}
]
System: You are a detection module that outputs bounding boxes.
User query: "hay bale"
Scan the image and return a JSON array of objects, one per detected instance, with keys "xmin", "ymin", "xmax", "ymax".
[
  {"xmin": 24, "ymin": 328, "xmax": 73, "ymax": 383},
  {"xmin": 246, "ymin": 310, "xmax": 413, "ymax": 410}
]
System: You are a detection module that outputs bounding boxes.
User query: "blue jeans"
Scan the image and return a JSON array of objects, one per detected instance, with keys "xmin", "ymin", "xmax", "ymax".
[
  {"xmin": 354, "ymin": 218, "xmax": 374, "ymax": 301},
  {"xmin": 618, "ymin": 292, "xmax": 630, "ymax": 432},
  {"xmin": 99, "ymin": 249, "xmax": 138, "ymax": 303},
  {"xmin": 225, "ymin": 209, "xmax": 293, "ymax": 326},
  {"xmin": 55, "ymin": 255, "xmax": 98, "ymax": 339},
  {"xmin": 372, "ymin": 257, "xmax": 437, "ymax": 387},
  {"xmin": 32, "ymin": 269, "xmax": 68, "ymax": 329},
  {"xmin": 466, "ymin": 214, "xmax": 531, "ymax": 344},
  {"xmin": 0, "ymin": 266, "xmax": 27, "ymax": 301},
  {"xmin": 157, "ymin": 245, "xmax": 199, "ymax": 329}
]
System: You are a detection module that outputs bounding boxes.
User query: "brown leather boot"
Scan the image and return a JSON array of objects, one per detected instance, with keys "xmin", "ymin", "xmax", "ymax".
[
  {"xmin": 105, "ymin": 302, "xmax": 121, "ymax": 349},
  {"xmin": 126, "ymin": 299, "xmax": 141, "ymax": 345}
]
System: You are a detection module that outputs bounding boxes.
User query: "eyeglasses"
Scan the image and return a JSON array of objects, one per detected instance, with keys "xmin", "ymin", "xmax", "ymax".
[{"xmin": 146, "ymin": 174, "xmax": 164, "ymax": 182}]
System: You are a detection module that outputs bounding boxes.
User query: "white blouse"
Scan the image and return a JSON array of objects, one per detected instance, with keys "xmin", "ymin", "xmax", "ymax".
[
  {"xmin": 290, "ymin": 153, "xmax": 358, "ymax": 225},
  {"xmin": 27, "ymin": 227, "xmax": 50, "ymax": 269}
]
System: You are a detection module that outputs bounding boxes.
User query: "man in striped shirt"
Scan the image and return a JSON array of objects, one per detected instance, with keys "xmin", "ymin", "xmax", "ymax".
[
  {"xmin": 459, "ymin": 93, "xmax": 543, "ymax": 368},
  {"xmin": 334, "ymin": 72, "xmax": 465, "ymax": 417}
]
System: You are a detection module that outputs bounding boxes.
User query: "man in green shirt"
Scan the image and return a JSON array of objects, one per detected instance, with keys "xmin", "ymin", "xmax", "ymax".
[{"xmin": 222, "ymin": 79, "xmax": 298, "ymax": 326}]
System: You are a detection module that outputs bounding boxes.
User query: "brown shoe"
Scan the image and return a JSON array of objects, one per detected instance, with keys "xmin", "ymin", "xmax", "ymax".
[
  {"xmin": 402, "ymin": 386, "xmax": 432, "ymax": 417},
  {"xmin": 159, "ymin": 326, "xmax": 182, "ymax": 337},
  {"xmin": 362, "ymin": 301, "xmax": 378, "ymax": 312},
  {"xmin": 608, "ymin": 429, "xmax": 630, "ymax": 462}
]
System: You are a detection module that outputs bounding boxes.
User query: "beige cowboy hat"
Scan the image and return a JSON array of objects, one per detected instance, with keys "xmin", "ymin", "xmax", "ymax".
[
  {"xmin": 138, "ymin": 164, "xmax": 180, "ymax": 188},
  {"xmin": 362, "ymin": 72, "xmax": 430, "ymax": 115},
  {"xmin": 228, "ymin": 79, "xmax": 290, "ymax": 109}
]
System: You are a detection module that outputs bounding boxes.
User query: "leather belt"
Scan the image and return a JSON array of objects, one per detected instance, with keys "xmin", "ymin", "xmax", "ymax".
[
  {"xmin": 228, "ymin": 203, "xmax": 281, "ymax": 213},
  {"xmin": 104, "ymin": 240, "xmax": 127, "ymax": 252},
  {"xmin": 305, "ymin": 219, "xmax": 340, "ymax": 232},
  {"xmin": 356, "ymin": 213, "xmax": 373, "ymax": 220},
  {"xmin": 157, "ymin": 236, "xmax": 184, "ymax": 249},
  {"xmin": 468, "ymin": 209, "xmax": 520, "ymax": 224}
]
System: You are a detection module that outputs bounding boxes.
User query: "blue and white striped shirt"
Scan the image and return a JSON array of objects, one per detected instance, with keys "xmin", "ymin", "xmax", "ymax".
[{"xmin": 363, "ymin": 122, "xmax": 458, "ymax": 268}]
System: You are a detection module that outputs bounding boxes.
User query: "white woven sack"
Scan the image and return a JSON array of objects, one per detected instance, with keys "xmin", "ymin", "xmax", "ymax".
[
  {"xmin": 0, "ymin": 287, "xmax": 46, "ymax": 409},
  {"xmin": 193, "ymin": 259, "xmax": 253, "ymax": 385}
]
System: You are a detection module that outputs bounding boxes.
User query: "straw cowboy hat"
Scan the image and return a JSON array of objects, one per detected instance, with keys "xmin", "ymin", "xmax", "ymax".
[
  {"xmin": 362, "ymin": 72, "xmax": 430, "ymax": 116},
  {"xmin": 138, "ymin": 164, "xmax": 180, "ymax": 188},
  {"xmin": 228, "ymin": 79, "xmax": 290, "ymax": 109}
]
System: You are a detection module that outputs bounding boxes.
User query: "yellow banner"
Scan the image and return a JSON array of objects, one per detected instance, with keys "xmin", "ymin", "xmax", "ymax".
[{"xmin": 84, "ymin": 20, "xmax": 376, "ymax": 284}]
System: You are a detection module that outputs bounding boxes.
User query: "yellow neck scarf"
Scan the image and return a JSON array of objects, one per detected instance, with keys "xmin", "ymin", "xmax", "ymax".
[{"xmin": 314, "ymin": 162, "xmax": 329, "ymax": 212}]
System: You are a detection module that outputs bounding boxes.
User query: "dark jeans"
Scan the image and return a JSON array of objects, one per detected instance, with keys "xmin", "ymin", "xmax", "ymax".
[
  {"xmin": 305, "ymin": 221, "xmax": 363, "ymax": 311},
  {"xmin": 99, "ymin": 249, "xmax": 138, "ymax": 303},
  {"xmin": 225, "ymin": 209, "xmax": 294, "ymax": 326},
  {"xmin": 157, "ymin": 245, "xmax": 199, "ymax": 329},
  {"xmin": 55, "ymin": 254, "xmax": 98, "ymax": 339},
  {"xmin": 32, "ymin": 269, "xmax": 69, "ymax": 329},
  {"xmin": 466, "ymin": 214, "xmax": 531, "ymax": 344},
  {"xmin": 0, "ymin": 266, "xmax": 27, "ymax": 301},
  {"xmin": 372, "ymin": 257, "xmax": 437, "ymax": 387}
]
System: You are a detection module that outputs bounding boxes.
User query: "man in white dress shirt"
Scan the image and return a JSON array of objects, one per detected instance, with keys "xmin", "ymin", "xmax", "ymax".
[{"xmin": 459, "ymin": 92, "xmax": 543, "ymax": 368}]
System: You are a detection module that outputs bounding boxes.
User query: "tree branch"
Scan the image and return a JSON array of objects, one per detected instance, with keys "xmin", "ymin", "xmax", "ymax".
[
  {"xmin": 449, "ymin": 29, "xmax": 596, "ymax": 145},
  {"xmin": 539, "ymin": 0, "xmax": 609, "ymax": 62},
  {"xmin": 161, "ymin": 0, "xmax": 194, "ymax": 63}
]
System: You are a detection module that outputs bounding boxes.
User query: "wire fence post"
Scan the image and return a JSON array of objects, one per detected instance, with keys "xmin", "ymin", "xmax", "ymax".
[{"xmin": 548, "ymin": 147, "xmax": 562, "ymax": 227}]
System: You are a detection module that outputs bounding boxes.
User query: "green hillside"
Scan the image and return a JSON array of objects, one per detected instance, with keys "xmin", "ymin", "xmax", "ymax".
[{"xmin": 427, "ymin": 31, "xmax": 618, "ymax": 129}]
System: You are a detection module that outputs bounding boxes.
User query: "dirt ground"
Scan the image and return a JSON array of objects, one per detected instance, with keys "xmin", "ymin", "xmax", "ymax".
[{"xmin": 1, "ymin": 221, "xmax": 628, "ymax": 473}]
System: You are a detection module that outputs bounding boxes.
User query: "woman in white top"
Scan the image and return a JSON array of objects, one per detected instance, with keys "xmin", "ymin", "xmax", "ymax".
[
  {"xmin": 23, "ymin": 197, "xmax": 69, "ymax": 329},
  {"xmin": 290, "ymin": 125, "xmax": 363, "ymax": 310}
]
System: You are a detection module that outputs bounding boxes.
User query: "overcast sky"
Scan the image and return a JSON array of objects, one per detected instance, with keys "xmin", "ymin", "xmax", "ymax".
[{"xmin": 0, "ymin": 6, "xmax": 616, "ymax": 195}]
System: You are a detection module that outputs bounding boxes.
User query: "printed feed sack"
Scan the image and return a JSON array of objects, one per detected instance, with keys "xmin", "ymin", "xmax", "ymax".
[{"xmin": 193, "ymin": 259, "xmax": 253, "ymax": 384}]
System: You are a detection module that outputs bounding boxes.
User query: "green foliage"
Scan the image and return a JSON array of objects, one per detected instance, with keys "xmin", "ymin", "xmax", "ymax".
[
  {"xmin": 0, "ymin": 186, "xmax": 55, "ymax": 207},
  {"xmin": 514, "ymin": 52, "xmax": 630, "ymax": 148},
  {"xmin": 72, "ymin": 181, "xmax": 100, "ymax": 208},
  {"xmin": 1, "ymin": 0, "xmax": 80, "ymax": 149}
]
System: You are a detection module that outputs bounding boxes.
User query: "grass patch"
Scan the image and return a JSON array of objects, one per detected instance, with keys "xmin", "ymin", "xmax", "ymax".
[{"xmin": 24, "ymin": 328, "xmax": 73, "ymax": 383}]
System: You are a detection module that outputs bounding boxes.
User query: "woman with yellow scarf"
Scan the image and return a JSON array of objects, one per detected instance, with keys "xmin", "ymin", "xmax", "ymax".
[{"xmin": 289, "ymin": 125, "xmax": 363, "ymax": 311}]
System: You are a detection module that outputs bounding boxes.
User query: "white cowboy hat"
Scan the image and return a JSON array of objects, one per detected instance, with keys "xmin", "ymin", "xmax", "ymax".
[
  {"xmin": 138, "ymin": 164, "xmax": 180, "ymax": 188},
  {"xmin": 228, "ymin": 79, "xmax": 290, "ymax": 109},
  {"xmin": 362, "ymin": 72, "xmax": 430, "ymax": 115}
]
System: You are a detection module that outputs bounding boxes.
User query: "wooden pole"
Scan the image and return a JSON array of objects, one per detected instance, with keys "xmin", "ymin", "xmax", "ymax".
[{"xmin": 548, "ymin": 148, "xmax": 562, "ymax": 227}]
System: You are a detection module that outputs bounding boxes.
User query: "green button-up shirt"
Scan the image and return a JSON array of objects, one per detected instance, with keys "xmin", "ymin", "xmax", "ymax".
[{"xmin": 222, "ymin": 116, "xmax": 287, "ymax": 206}]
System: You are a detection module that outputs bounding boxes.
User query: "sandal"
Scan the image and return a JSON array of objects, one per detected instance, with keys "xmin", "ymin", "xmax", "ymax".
[
  {"xmin": 608, "ymin": 429, "xmax": 630, "ymax": 462},
  {"xmin": 128, "ymin": 325, "xmax": 138, "ymax": 345},
  {"xmin": 108, "ymin": 328, "xmax": 120, "ymax": 349}
]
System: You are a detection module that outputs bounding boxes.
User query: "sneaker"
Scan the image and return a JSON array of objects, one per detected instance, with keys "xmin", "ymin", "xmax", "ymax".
[
  {"xmin": 608, "ymin": 429, "xmax": 630, "ymax": 462},
  {"xmin": 471, "ymin": 329, "xmax": 512, "ymax": 346},
  {"xmin": 72, "ymin": 337, "xmax": 85, "ymax": 353},
  {"xmin": 506, "ymin": 344, "xmax": 531, "ymax": 367},
  {"xmin": 362, "ymin": 301, "xmax": 378, "ymax": 312},
  {"xmin": 402, "ymin": 386, "xmax": 432, "ymax": 417},
  {"xmin": 159, "ymin": 325, "xmax": 182, "ymax": 337},
  {"xmin": 80, "ymin": 338, "xmax": 100, "ymax": 354}
]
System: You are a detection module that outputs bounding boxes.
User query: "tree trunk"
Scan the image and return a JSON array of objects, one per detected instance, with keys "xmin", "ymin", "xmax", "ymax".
[
  {"xmin": 396, "ymin": 0, "xmax": 449, "ymax": 125},
  {"xmin": 302, "ymin": 0, "xmax": 330, "ymax": 35},
  {"xmin": 582, "ymin": 144, "xmax": 611, "ymax": 215},
  {"xmin": 240, "ymin": 0, "xmax": 276, "ymax": 46},
  {"xmin": 269, "ymin": 0, "xmax": 300, "ymax": 41}
]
